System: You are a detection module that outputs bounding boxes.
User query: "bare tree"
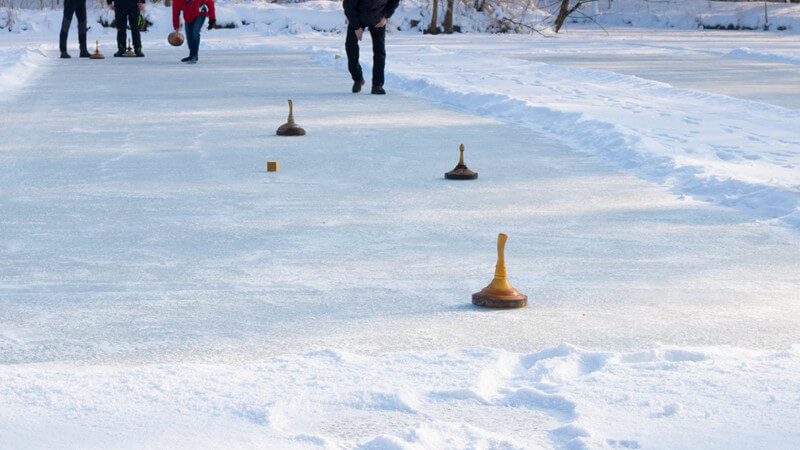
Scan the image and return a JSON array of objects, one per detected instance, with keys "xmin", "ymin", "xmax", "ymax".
[
  {"xmin": 444, "ymin": 0, "xmax": 454, "ymax": 33},
  {"xmin": 553, "ymin": 0, "xmax": 590, "ymax": 32},
  {"xmin": 427, "ymin": 0, "xmax": 439, "ymax": 33}
]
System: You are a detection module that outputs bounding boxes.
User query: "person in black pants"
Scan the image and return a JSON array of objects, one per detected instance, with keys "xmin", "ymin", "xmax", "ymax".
[
  {"xmin": 108, "ymin": 0, "xmax": 145, "ymax": 57},
  {"xmin": 59, "ymin": 0, "xmax": 89, "ymax": 59},
  {"xmin": 343, "ymin": 0, "xmax": 399, "ymax": 95}
]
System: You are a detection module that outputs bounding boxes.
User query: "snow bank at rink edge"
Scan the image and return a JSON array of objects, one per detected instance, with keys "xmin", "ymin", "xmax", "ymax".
[
  {"xmin": 305, "ymin": 44, "xmax": 800, "ymax": 232},
  {"xmin": 5, "ymin": 0, "xmax": 800, "ymax": 35},
  {"xmin": 1, "ymin": 344, "xmax": 798, "ymax": 448},
  {"xmin": 725, "ymin": 47, "xmax": 800, "ymax": 66},
  {"xmin": 0, "ymin": 47, "xmax": 49, "ymax": 102}
]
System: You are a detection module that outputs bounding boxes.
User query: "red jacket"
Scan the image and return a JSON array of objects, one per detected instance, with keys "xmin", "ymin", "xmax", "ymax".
[{"xmin": 173, "ymin": 0, "xmax": 216, "ymax": 29}]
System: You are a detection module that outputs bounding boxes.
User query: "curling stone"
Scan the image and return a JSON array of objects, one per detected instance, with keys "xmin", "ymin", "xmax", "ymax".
[
  {"xmin": 125, "ymin": 39, "xmax": 136, "ymax": 57},
  {"xmin": 445, "ymin": 144, "xmax": 478, "ymax": 180},
  {"xmin": 472, "ymin": 233, "xmax": 527, "ymax": 309},
  {"xmin": 168, "ymin": 31, "xmax": 185, "ymax": 47},
  {"xmin": 90, "ymin": 41, "xmax": 105, "ymax": 59},
  {"xmin": 276, "ymin": 99, "xmax": 306, "ymax": 136}
]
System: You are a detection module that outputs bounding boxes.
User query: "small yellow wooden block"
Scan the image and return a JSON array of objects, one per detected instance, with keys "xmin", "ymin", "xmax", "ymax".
[{"xmin": 267, "ymin": 161, "xmax": 280, "ymax": 172}]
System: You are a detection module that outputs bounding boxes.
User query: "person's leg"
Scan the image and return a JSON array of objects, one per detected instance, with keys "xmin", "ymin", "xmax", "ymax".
[
  {"xmin": 76, "ymin": 0, "xmax": 88, "ymax": 55},
  {"xmin": 129, "ymin": 3, "xmax": 142, "ymax": 52},
  {"xmin": 59, "ymin": 0, "xmax": 76, "ymax": 54},
  {"xmin": 344, "ymin": 25, "xmax": 363, "ymax": 82},
  {"xmin": 189, "ymin": 16, "xmax": 205, "ymax": 61},
  {"xmin": 182, "ymin": 19, "xmax": 195, "ymax": 61},
  {"xmin": 369, "ymin": 26, "xmax": 386, "ymax": 89},
  {"xmin": 115, "ymin": 6, "xmax": 126, "ymax": 53}
]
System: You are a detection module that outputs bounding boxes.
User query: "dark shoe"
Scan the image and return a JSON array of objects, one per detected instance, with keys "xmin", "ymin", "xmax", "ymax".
[
  {"xmin": 60, "ymin": 51, "xmax": 71, "ymax": 59},
  {"xmin": 135, "ymin": 48, "xmax": 144, "ymax": 57},
  {"xmin": 371, "ymin": 85, "xmax": 386, "ymax": 95},
  {"xmin": 113, "ymin": 50, "xmax": 125, "ymax": 57},
  {"xmin": 181, "ymin": 56, "xmax": 191, "ymax": 62},
  {"xmin": 79, "ymin": 50, "xmax": 91, "ymax": 58},
  {"xmin": 352, "ymin": 78, "xmax": 365, "ymax": 93}
]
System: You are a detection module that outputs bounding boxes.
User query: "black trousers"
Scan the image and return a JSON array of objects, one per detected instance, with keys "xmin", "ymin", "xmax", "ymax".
[
  {"xmin": 59, "ymin": 0, "xmax": 87, "ymax": 53},
  {"xmin": 115, "ymin": 3, "xmax": 142, "ymax": 51},
  {"xmin": 345, "ymin": 25, "xmax": 386, "ymax": 87}
]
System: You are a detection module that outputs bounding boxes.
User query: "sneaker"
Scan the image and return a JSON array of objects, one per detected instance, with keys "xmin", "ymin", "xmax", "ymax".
[
  {"xmin": 60, "ymin": 51, "xmax": 71, "ymax": 59},
  {"xmin": 113, "ymin": 50, "xmax": 125, "ymax": 57},
  {"xmin": 79, "ymin": 50, "xmax": 91, "ymax": 58},
  {"xmin": 135, "ymin": 48, "xmax": 144, "ymax": 57},
  {"xmin": 181, "ymin": 56, "xmax": 191, "ymax": 62},
  {"xmin": 352, "ymin": 78, "xmax": 365, "ymax": 93},
  {"xmin": 371, "ymin": 85, "xmax": 386, "ymax": 95}
]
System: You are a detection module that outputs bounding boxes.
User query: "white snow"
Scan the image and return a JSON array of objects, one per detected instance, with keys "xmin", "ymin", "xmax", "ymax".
[
  {"xmin": 2, "ymin": 345, "xmax": 799, "ymax": 448},
  {"xmin": 1, "ymin": 2, "xmax": 800, "ymax": 448},
  {"xmin": 0, "ymin": 46, "xmax": 49, "ymax": 102},
  {"xmin": 725, "ymin": 46, "xmax": 800, "ymax": 66}
]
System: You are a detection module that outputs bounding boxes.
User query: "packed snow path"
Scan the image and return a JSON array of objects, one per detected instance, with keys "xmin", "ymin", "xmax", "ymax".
[{"xmin": 1, "ymin": 49, "xmax": 799, "ymax": 447}]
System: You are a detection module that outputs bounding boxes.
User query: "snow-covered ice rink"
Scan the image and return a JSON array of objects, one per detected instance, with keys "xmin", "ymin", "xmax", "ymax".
[{"xmin": 1, "ymin": 26, "xmax": 800, "ymax": 449}]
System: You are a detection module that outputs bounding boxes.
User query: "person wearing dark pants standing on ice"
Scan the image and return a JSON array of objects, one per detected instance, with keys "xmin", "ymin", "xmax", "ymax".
[
  {"xmin": 343, "ymin": 0, "xmax": 399, "ymax": 95},
  {"xmin": 59, "ymin": 0, "xmax": 90, "ymax": 58},
  {"xmin": 108, "ymin": 0, "xmax": 145, "ymax": 57},
  {"xmin": 173, "ymin": 0, "xmax": 216, "ymax": 64}
]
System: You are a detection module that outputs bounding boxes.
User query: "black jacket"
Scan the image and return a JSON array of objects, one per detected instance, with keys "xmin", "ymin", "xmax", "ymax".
[{"xmin": 343, "ymin": 0, "xmax": 399, "ymax": 29}]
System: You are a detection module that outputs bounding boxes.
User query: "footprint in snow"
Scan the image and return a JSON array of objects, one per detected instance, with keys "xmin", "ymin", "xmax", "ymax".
[
  {"xmin": 608, "ymin": 439, "xmax": 641, "ymax": 448},
  {"xmin": 715, "ymin": 151, "xmax": 735, "ymax": 161},
  {"xmin": 652, "ymin": 402, "xmax": 682, "ymax": 418}
]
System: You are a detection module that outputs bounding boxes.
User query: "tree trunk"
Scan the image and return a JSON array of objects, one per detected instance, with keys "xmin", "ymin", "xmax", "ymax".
[
  {"xmin": 444, "ymin": 0, "xmax": 454, "ymax": 33},
  {"xmin": 427, "ymin": 0, "xmax": 439, "ymax": 34},
  {"xmin": 554, "ymin": 0, "xmax": 570, "ymax": 33},
  {"xmin": 554, "ymin": 0, "xmax": 583, "ymax": 33}
]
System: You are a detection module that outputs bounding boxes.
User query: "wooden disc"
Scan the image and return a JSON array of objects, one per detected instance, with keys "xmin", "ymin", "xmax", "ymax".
[
  {"xmin": 445, "ymin": 164, "xmax": 477, "ymax": 180},
  {"xmin": 276, "ymin": 123, "xmax": 306, "ymax": 136},
  {"xmin": 472, "ymin": 287, "xmax": 527, "ymax": 309},
  {"xmin": 472, "ymin": 293, "xmax": 527, "ymax": 309},
  {"xmin": 445, "ymin": 170, "xmax": 478, "ymax": 180},
  {"xmin": 168, "ymin": 32, "xmax": 185, "ymax": 47}
]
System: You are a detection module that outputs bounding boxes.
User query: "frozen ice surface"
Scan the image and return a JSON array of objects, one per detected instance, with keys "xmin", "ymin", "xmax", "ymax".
[
  {"xmin": 2, "ymin": 48, "xmax": 799, "ymax": 363},
  {"xmin": 1, "ymin": 30, "xmax": 799, "ymax": 447}
]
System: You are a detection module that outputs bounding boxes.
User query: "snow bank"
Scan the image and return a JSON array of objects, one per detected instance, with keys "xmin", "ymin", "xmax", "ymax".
[
  {"xmin": 299, "ymin": 40, "xmax": 800, "ymax": 230},
  {"xmin": 725, "ymin": 47, "xmax": 800, "ymax": 66},
  {"xmin": 1, "ymin": 0, "xmax": 503, "ymax": 35},
  {"xmin": 581, "ymin": 0, "xmax": 800, "ymax": 32},
  {"xmin": 5, "ymin": 0, "xmax": 800, "ymax": 35},
  {"xmin": 0, "ymin": 47, "xmax": 49, "ymax": 102},
  {"xmin": 1, "ymin": 344, "xmax": 798, "ymax": 447}
]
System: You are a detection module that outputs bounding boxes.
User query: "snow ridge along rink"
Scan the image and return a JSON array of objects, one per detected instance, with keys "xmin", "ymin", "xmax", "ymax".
[
  {"xmin": 297, "ymin": 31, "xmax": 800, "ymax": 231},
  {"xmin": 1, "ymin": 34, "xmax": 800, "ymax": 449},
  {"xmin": 0, "ymin": 46, "xmax": 50, "ymax": 103}
]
